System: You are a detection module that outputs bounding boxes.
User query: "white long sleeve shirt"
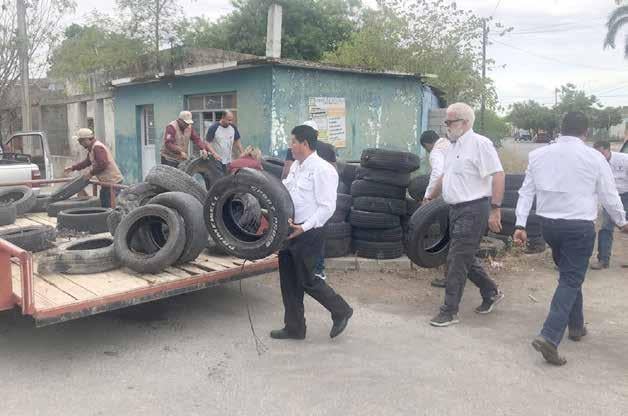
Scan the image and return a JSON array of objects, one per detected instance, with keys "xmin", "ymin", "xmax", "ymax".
[
  {"xmin": 425, "ymin": 137, "xmax": 450, "ymax": 198},
  {"xmin": 608, "ymin": 151, "xmax": 628, "ymax": 194},
  {"xmin": 282, "ymin": 151, "xmax": 338, "ymax": 232},
  {"xmin": 442, "ymin": 129, "xmax": 503, "ymax": 205},
  {"xmin": 515, "ymin": 136, "xmax": 627, "ymax": 228}
]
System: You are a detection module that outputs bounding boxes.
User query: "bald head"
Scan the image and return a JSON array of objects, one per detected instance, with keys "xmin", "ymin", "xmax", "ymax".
[{"xmin": 220, "ymin": 111, "xmax": 234, "ymax": 127}]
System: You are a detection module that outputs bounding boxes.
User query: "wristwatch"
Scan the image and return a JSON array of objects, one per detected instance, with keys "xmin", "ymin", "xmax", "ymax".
[{"xmin": 514, "ymin": 225, "xmax": 525, "ymax": 231}]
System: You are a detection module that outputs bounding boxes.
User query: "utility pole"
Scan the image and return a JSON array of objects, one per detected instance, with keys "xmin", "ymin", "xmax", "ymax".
[
  {"xmin": 554, "ymin": 88, "xmax": 559, "ymax": 106},
  {"xmin": 480, "ymin": 19, "xmax": 488, "ymax": 133},
  {"xmin": 16, "ymin": 0, "xmax": 32, "ymax": 131}
]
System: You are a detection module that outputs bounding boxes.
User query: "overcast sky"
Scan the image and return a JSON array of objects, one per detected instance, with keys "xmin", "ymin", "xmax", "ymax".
[{"xmin": 72, "ymin": 0, "xmax": 628, "ymax": 110}]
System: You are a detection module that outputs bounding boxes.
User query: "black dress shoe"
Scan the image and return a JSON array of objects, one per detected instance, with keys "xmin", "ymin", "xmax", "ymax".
[
  {"xmin": 330, "ymin": 308, "xmax": 353, "ymax": 338},
  {"xmin": 269, "ymin": 328, "xmax": 305, "ymax": 340}
]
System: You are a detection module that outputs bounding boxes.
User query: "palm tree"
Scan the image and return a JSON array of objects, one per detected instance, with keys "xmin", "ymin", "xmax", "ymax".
[{"xmin": 604, "ymin": 1, "xmax": 628, "ymax": 57}]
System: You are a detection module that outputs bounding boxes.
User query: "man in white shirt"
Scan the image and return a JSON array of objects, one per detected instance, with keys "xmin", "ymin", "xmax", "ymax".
[
  {"xmin": 271, "ymin": 124, "xmax": 353, "ymax": 340},
  {"xmin": 514, "ymin": 112, "xmax": 628, "ymax": 366},
  {"xmin": 591, "ymin": 140, "xmax": 628, "ymax": 269},
  {"xmin": 420, "ymin": 130, "xmax": 450, "ymax": 288},
  {"xmin": 205, "ymin": 111, "xmax": 245, "ymax": 171},
  {"xmin": 424, "ymin": 102, "xmax": 505, "ymax": 327}
]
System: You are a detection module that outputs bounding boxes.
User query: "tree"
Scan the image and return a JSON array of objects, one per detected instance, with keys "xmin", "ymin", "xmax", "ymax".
[
  {"xmin": 177, "ymin": 0, "xmax": 362, "ymax": 61},
  {"xmin": 604, "ymin": 1, "xmax": 628, "ymax": 57},
  {"xmin": 475, "ymin": 109, "xmax": 509, "ymax": 146},
  {"xmin": 0, "ymin": 0, "xmax": 75, "ymax": 105},
  {"xmin": 591, "ymin": 106, "xmax": 623, "ymax": 131},
  {"xmin": 554, "ymin": 83, "xmax": 599, "ymax": 115},
  {"xmin": 506, "ymin": 100, "xmax": 558, "ymax": 135},
  {"xmin": 323, "ymin": 0, "xmax": 501, "ymax": 107}
]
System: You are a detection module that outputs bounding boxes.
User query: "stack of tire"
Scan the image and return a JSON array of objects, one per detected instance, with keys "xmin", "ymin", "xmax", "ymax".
[
  {"xmin": 349, "ymin": 149, "xmax": 420, "ymax": 260},
  {"xmin": 322, "ymin": 193, "xmax": 353, "ymax": 258}
]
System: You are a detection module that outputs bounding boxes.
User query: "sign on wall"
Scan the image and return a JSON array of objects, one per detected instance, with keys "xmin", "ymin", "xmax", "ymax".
[{"xmin": 308, "ymin": 97, "xmax": 346, "ymax": 148}]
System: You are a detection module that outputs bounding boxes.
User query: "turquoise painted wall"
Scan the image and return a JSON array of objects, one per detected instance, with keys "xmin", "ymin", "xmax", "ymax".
[
  {"xmin": 114, "ymin": 66, "xmax": 272, "ymax": 183},
  {"xmin": 269, "ymin": 66, "xmax": 425, "ymax": 160}
]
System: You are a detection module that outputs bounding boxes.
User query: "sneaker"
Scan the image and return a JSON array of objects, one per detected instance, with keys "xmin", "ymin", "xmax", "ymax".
[
  {"xmin": 590, "ymin": 261, "xmax": 609, "ymax": 270},
  {"xmin": 430, "ymin": 311, "xmax": 459, "ymax": 327},
  {"xmin": 430, "ymin": 277, "xmax": 447, "ymax": 288},
  {"xmin": 475, "ymin": 290, "xmax": 505, "ymax": 314},
  {"xmin": 314, "ymin": 271, "xmax": 327, "ymax": 280},
  {"xmin": 531, "ymin": 336, "xmax": 567, "ymax": 366}
]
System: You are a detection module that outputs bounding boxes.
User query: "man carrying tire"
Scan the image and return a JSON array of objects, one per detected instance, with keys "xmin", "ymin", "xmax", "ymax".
[
  {"xmin": 590, "ymin": 140, "xmax": 628, "ymax": 270},
  {"xmin": 420, "ymin": 129, "xmax": 450, "ymax": 288},
  {"xmin": 64, "ymin": 128, "xmax": 124, "ymax": 208},
  {"xmin": 160, "ymin": 111, "xmax": 212, "ymax": 167},
  {"xmin": 515, "ymin": 113, "xmax": 628, "ymax": 366},
  {"xmin": 424, "ymin": 103, "xmax": 505, "ymax": 327},
  {"xmin": 271, "ymin": 124, "xmax": 353, "ymax": 340},
  {"xmin": 205, "ymin": 111, "xmax": 244, "ymax": 172}
]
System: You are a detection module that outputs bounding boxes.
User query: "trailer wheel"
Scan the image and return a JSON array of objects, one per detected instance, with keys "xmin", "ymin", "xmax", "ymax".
[{"xmin": 38, "ymin": 236, "xmax": 119, "ymax": 275}]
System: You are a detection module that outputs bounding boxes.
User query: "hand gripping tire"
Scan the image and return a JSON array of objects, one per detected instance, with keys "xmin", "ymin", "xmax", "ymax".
[
  {"xmin": 57, "ymin": 207, "xmax": 113, "ymax": 234},
  {"xmin": 360, "ymin": 148, "xmax": 420, "ymax": 173},
  {"xmin": 0, "ymin": 225, "xmax": 56, "ymax": 253},
  {"xmin": 178, "ymin": 156, "xmax": 225, "ymax": 190},
  {"xmin": 0, "ymin": 186, "xmax": 36, "ymax": 215},
  {"xmin": 113, "ymin": 204, "xmax": 186, "ymax": 274},
  {"xmin": 50, "ymin": 175, "xmax": 90, "ymax": 202},
  {"xmin": 38, "ymin": 236, "xmax": 119, "ymax": 275},
  {"xmin": 145, "ymin": 164, "xmax": 207, "ymax": 204},
  {"xmin": 405, "ymin": 198, "xmax": 450, "ymax": 268},
  {"xmin": 203, "ymin": 168, "xmax": 294, "ymax": 260}
]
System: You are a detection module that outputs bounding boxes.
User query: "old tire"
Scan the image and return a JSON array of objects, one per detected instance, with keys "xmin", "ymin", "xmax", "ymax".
[
  {"xmin": 178, "ymin": 156, "xmax": 225, "ymax": 191},
  {"xmin": 477, "ymin": 236, "xmax": 506, "ymax": 259},
  {"xmin": 406, "ymin": 198, "xmax": 450, "ymax": 268},
  {"xmin": 38, "ymin": 236, "xmax": 119, "ymax": 275},
  {"xmin": 57, "ymin": 207, "xmax": 112, "ymax": 234},
  {"xmin": 349, "ymin": 208, "xmax": 400, "ymax": 229},
  {"xmin": 407, "ymin": 175, "xmax": 430, "ymax": 200},
  {"xmin": 204, "ymin": 168, "xmax": 294, "ymax": 260},
  {"xmin": 147, "ymin": 192, "xmax": 208, "ymax": 264},
  {"xmin": 360, "ymin": 148, "xmax": 420, "ymax": 173},
  {"xmin": 261, "ymin": 157, "xmax": 284, "ymax": 179},
  {"xmin": 329, "ymin": 208, "xmax": 349, "ymax": 223},
  {"xmin": 47, "ymin": 197, "xmax": 101, "ymax": 217},
  {"xmin": 352, "ymin": 226, "xmax": 403, "ymax": 242},
  {"xmin": 324, "ymin": 221, "xmax": 351, "ymax": 240},
  {"xmin": 108, "ymin": 182, "xmax": 167, "ymax": 235},
  {"xmin": 350, "ymin": 179, "xmax": 405, "ymax": 200},
  {"xmin": 50, "ymin": 175, "xmax": 90, "ymax": 202},
  {"xmin": 355, "ymin": 167, "xmax": 411, "ymax": 187},
  {"xmin": 336, "ymin": 161, "xmax": 359, "ymax": 186},
  {"xmin": 336, "ymin": 193, "xmax": 352, "ymax": 211},
  {"xmin": 352, "ymin": 196, "xmax": 406, "ymax": 215},
  {"xmin": 0, "ymin": 204, "xmax": 17, "ymax": 226},
  {"xmin": 0, "ymin": 225, "xmax": 56, "ymax": 253},
  {"xmin": 31, "ymin": 193, "xmax": 51, "ymax": 213},
  {"xmin": 325, "ymin": 237, "xmax": 351, "ymax": 258},
  {"xmin": 114, "ymin": 204, "xmax": 186, "ymax": 274},
  {"xmin": 145, "ymin": 164, "xmax": 207, "ymax": 204},
  {"xmin": 353, "ymin": 239, "xmax": 404, "ymax": 259},
  {"xmin": 406, "ymin": 197, "xmax": 420, "ymax": 216},
  {"xmin": 337, "ymin": 181, "xmax": 350, "ymax": 194},
  {"xmin": 0, "ymin": 186, "xmax": 36, "ymax": 215}
]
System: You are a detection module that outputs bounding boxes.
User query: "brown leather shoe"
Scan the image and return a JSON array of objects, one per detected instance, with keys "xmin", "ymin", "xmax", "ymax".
[
  {"xmin": 532, "ymin": 336, "xmax": 567, "ymax": 366},
  {"xmin": 568, "ymin": 326, "xmax": 587, "ymax": 342}
]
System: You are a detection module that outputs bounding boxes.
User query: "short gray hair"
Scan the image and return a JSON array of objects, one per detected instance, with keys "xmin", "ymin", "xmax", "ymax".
[{"xmin": 447, "ymin": 102, "xmax": 475, "ymax": 126}]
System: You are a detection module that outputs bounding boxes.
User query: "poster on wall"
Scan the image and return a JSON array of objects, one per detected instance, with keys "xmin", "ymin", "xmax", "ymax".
[{"xmin": 308, "ymin": 97, "xmax": 346, "ymax": 148}]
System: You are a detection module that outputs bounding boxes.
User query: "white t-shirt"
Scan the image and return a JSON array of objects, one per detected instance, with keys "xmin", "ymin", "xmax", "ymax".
[{"xmin": 205, "ymin": 122, "xmax": 240, "ymax": 164}]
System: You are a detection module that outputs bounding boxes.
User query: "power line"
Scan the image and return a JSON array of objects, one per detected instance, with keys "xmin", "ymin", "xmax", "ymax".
[{"xmin": 491, "ymin": 0, "xmax": 503, "ymax": 17}]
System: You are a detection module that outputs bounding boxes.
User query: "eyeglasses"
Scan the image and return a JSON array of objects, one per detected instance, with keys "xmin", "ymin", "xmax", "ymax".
[{"xmin": 444, "ymin": 119, "xmax": 464, "ymax": 127}]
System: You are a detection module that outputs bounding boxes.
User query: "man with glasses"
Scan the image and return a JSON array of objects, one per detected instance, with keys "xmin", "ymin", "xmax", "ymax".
[{"xmin": 424, "ymin": 102, "xmax": 505, "ymax": 327}]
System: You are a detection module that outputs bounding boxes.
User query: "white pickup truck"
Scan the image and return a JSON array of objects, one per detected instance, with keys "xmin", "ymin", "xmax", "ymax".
[{"xmin": 0, "ymin": 131, "xmax": 53, "ymax": 186}]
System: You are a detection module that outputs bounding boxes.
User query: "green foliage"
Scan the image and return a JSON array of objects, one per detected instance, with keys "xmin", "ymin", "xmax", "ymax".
[
  {"xmin": 116, "ymin": 0, "xmax": 182, "ymax": 54},
  {"xmin": 506, "ymin": 100, "xmax": 558, "ymax": 134},
  {"xmin": 176, "ymin": 0, "xmax": 362, "ymax": 61},
  {"xmin": 554, "ymin": 83, "xmax": 599, "ymax": 115},
  {"xmin": 475, "ymin": 109, "xmax": 509, "ymax": 146},
  {"xmin": 590, "ymin": 106, "xmax": 623, "ymax": 130},
  {"xmin": 604, "ymin": 3, "xmax": 628, "ymax": 57}
]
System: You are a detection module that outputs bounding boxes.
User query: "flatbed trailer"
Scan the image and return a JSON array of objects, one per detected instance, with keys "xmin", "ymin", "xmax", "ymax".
[{"xmin": 0, "ymin": 180, "xmax": 277, "ymax": 327}]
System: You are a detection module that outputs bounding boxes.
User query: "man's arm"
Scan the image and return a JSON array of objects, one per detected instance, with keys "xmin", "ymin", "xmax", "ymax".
[
  {"xmin": 89, "ymin": 146, "xmax": 109, "ymax": 176},
  {"xmin": 488, "ymin": 171, "xmax": 505, "ymax": 233},
  {"xmin": 204, "ymin": 124, "xmax": 222, "ymax": 160},
  {"xmin": 424, "ymin": 151, "xmax": 445, "ymax": 201},
  {"xmin": 68, "ymin": 155, "xmax": 91, "ymax": 172},
  {"xmin": 597, "ymin": 158, "xmax": 628, "ymax": 228},
  {"xmin": 425, "ymin": 176, "xmax": 443, "ymax": 200},
  {"xmin": 190, "ymin": 127, "xmax": 210, "ymax": 151},
  {"xmin": 513, "ymin": 163, "xmax": 537, "ymax": 245}
]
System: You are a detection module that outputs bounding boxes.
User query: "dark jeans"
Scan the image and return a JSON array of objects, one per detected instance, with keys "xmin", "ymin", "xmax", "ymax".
[
  {"xmin": 161, "ymin": 156, "xmax": 179, "ymax": 168},
  {"xmin": 442, "ymin": 198, "xmax": 498, "ymax": 314},
  {"xmin": 100, "ymin": 181, "xmax": 122, "ymax": 208},
  {"xmin": 540, "ymin": 218, "xmax": 595, "ymax": 347},
  {"xmin": 278, "ymin": 228, "xmax": 351, "ymax": 334},
  {"xmin": 597, "ymin": 192, "xmax": 628, "ymax": 264},
  {"xmin": 313, "ymin": 241, "xmax": 326, "ymax": 276}
]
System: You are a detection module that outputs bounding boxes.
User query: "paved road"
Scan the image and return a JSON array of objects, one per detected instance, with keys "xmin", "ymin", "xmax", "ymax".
[{"xmin": 2, "ymin": 238, "xmax": 628, "ymax": 415}]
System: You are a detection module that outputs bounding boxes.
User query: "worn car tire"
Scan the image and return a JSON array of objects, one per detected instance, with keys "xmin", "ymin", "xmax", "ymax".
[
  {"xmin": 38, "ymin": 236, "xmax": 119, "ymax": 275},
  {"xmin": 324, "ymin": 221, "xmax": 351, "ymax": 240},
  {"xmin": 353, "ymin": 239, "xmax": 404, "ymax": 259},
  {"xmin": 261, "ymin": 157, "xmax": 285, "ymax": 179},
  {"xmin": 352, "ymin": 226, "xmax": 403, "ymax": 242},
  {"xmin": 352, "ymin": 196, "xmax": 407, "ymax": 215},
  {"xmin": 337, "ymin": 181, "xmax": 350, "ymax": 194},
  {"xmin": 31, "ymin": 193, "xmax": 51, "ymax": 213},
  {"xmin": 108, "ymin": 182, "xmax": 167, "ymax": 235},
  {"xmin": 0, "ymin": 203, "xmax": 17, "ymax": 226},
  {"xmin": 405, "ymin": 198, "xmax": 450, "ymax": 268},
  {"xmin": 57, "ymin": 207, "xmax": 112, "ymax": 234},
  {"xmin": 350, "ymin": 180, "xmax": 405, "ymax": 200},
  {"xmin": 349, "ymin": 208, "xmax": 400, "ymax": 229},
  {"xmin": 355, "ymin": 167, "xmax": 411, "ymax": 187},
  {"xmin": 336, "ymin": 161, "xmax": 359, "ymax": 186},
  {"xmin": 329, "ymin": 208, "xmax": 349, "ymax": 223},
  {"xmin": 0, "ymin": 225, "xmax": 56, "ymax": 252},
  {"xmin": 325, "ymin": 237, "xmax": 352, "ymax": 258},
  {"xmin": 406, "ymin": 197, "xmax": 420, "ymax": 216},
  {"xmin": 178, "ymin": 156, "xmax": 225, "ymax": 190},
  {"xmin": 0, "ymin": 186, "xmax": 36, "ymax": 215},
  {"xmin": 50, "ymin": 175, "xmax": 90, "ymax": 202},
  {"xmin": 336, "ymin": 193, "xmax": 352, "ymax": 211},
  {"xmin": 114, "ymin": 204, "xmax": 186, "ymax": 274},
  {"xmin": 147, "ymin": 192, "xmax": 208, "ymax": 264},
  {"xmin": 360, "ymin": 148, "xmax": 420, "ymax": 173},
  {"xmin": 505, "ymin": 174, "xmax": 525, "ymax": 191},
  {"xmin": 407, "ymin": 175, "xmax": 430, "ymax": 200},
  {"xmin": 204, "ymin": 168, "xmax": 294, "ymax": 260},
  {"xmin": 47, "ymin": 197, "xmax": 101, "ymax": 217},
  {"xmin": 145, "ymin": 164, "xmax": 207, "ymax": 204}
]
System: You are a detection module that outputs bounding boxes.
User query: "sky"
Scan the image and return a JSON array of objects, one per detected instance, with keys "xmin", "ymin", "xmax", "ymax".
[{"xmin": 70, "ymin": 0, "xmax": 628, "ymax": 111}]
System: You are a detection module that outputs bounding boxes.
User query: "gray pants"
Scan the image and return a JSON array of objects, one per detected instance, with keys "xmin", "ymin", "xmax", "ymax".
[{"xmin": 442, "ymin": 198, "xmax": 498, "ymax": 314}]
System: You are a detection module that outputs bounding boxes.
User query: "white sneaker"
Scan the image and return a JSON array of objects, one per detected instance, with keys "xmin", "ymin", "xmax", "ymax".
[{"xmin": 314, "ymin": 272, "xmax": 327, "ymax": 280}]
